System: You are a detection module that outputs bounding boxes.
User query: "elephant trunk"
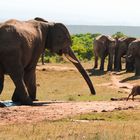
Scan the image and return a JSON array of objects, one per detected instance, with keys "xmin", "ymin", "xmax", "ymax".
[{"xmin": 64, "ymin": 48, "xmax": 96, "ymax": 95}]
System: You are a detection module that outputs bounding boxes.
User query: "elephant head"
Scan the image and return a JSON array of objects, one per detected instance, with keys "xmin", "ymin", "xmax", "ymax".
[
  {"xmin": 44, "ymin": 22, "xmax": 96, "ymax": 95},
  {"xmin": 126, "ymin": 40, "xmax": 140, "ymax": 62},
  {"xmin": 115, "ymin": 37, "xmax": 136, "ymax": 72},
  {"xmin": 126, "ymin": 39, "xmax": 140, "ymax": 76}
]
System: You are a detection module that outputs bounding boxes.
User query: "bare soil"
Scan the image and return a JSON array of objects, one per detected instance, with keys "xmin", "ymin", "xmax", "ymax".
[{"xmin": 0, "ymin": 64, "xmax": 140, "ymax": 125}]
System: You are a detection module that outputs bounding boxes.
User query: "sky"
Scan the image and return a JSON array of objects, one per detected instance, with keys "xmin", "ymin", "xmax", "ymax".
[{"xmin": 0, "ymin": 0, "xmax": 140, "ymax": 26}]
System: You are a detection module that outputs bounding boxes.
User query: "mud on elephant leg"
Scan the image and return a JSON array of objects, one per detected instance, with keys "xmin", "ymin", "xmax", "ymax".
[{"xmin": 24, "ymin": 69, "xmax": 37, "ymax": 101}]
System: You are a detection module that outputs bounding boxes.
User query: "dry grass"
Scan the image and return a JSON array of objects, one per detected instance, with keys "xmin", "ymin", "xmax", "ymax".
[
  {"xmin": 0, "ymin": 62, "xmax": 130, "ymax": 101},
  {"xmin": 0, "ymin": 116, "xmax": 140, "ymax": 140},
  {"xmin": 0, "ymin": 62, "xmax": 140, "ymax": 140}
]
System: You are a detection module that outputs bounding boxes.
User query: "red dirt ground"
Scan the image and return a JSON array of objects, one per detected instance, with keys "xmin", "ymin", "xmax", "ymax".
[{"xmin": 0, "ymin": 101, "xmax": 139, "ymax": 125}]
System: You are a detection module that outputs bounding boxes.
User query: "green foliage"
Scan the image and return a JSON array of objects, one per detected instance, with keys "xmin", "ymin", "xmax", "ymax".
[
  {"xmin": 71, "ymin": 33, "xmax": 100, "ymax": 61},
  {"xmin": 41, "ymin": 33, "xmax": 100, "ymax": 63},
  {"xmin": 40, "ymin": 32, "xmax": 128, "ymax": 63},
  {"xmin": 112, "ymin": 32, "xmax": 127, "ymax": 38}
]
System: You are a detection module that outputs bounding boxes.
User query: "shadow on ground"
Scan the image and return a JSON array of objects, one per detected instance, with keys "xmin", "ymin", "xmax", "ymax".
[
  {"xmin": 0, "ymin": 101, "xmax": 66, "ymax": 107},
  {"xmin": 120, "ymin": 76, "xmax": 140, "ymax": 83},
  {"xmin": 86, "ymin": 68, "xmax": 107, "ymax": 76}
]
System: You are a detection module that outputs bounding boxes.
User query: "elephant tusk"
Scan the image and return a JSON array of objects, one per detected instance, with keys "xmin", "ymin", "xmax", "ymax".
[
  {"xmin": 127, "ymin": 54, "xmax": 132, "ymax": 58},
  {"xmin": 64, "ymin": 53, "xmax": 79, "ymax": 63}
]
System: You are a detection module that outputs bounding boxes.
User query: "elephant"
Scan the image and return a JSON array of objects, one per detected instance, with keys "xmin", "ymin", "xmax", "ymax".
[
  {"xmin": 127, "ymin": 85, "xmax": 140, "ymax": 101},
  {"xmin": 115, "ymin": 37, "xmax": 136, "ymax": 72},
  {"xmin": 0, "ymin": 18, "xmax": 96, "ymax": 105},
  {"xmin": 93, "ymin": 35, "xmax": 117, "ymax": 71},
  {"xmin": 126, "ymin": 39, "xmax": 140, "ymax": 76},
  {"xmin": 41, "ymin": 51, "xmax": 45, "ymax": 65}
]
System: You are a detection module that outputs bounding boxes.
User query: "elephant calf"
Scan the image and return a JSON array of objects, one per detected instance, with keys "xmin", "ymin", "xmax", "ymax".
[{"xmin": 127, "ymin": 85, "xmax": 140, "ymax": 101}]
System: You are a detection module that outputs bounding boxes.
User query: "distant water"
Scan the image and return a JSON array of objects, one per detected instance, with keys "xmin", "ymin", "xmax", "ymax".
[{"xmin": 66, "ymin": 25, "xmax": 140, "ymax": 37}]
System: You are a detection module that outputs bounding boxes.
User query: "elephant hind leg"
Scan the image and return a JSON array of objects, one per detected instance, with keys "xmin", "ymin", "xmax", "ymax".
[
  {"xmin": 9, "ymin": 67, "xmax": 32, "ymax": 105},
  {"xmin": 24, "ymin": 69, "xmax": 37, "ymax": 101},
  {"xmin": 0, "ymin": 68, "xmax": 4, "ymax": 94}
]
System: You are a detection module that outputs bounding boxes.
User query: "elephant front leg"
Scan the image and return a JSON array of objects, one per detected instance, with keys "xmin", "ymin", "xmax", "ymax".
[
  {"xmin": 126, "ymin": 61, "xmax": 134, "ymax": 72},
  {"xmin": 115, "ymin": 56, "xmax": 122, "ymax": 71},
  {"xmin": 94, "ymin": 55, "xmax": 98, "ymax": 69},
  {"xmin": 100, "ymin": 55, "xmax": 106, "ymax": 71},
  {"xmin": 24, "ymin": 69, "xmax": 37, "ymax": 101},
  {"xmin": 10, "ymin": 70, "xmax": 32, "ymax": 105},
  {"xmin": 107, "ymin": 54, "xmax": 113, "ymax": 71}
]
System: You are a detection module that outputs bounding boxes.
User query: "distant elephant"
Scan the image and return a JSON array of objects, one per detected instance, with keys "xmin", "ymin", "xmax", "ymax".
[
  {"xmin": 126, "ymin": 39, "xmax": 140, "ymax": 76},
  {"xmin": 93, "ymin": 35, "xmax": 117, "ymax": 71},
  {"xmin": 0, "ymin": 18, "xmax": 96, "ymax": 105},
  {"xmin": 115, "ymin": 37, "xmax": 136, "ymax": 72},
  {"xmin": 41, "ymin": 51, "xmax": 46, "ymax": 65}
]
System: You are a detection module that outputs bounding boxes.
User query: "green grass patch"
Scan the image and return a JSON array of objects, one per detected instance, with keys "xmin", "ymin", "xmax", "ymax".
[{"xmin": 72, "ymin": 109, "xmax": 140, "ymax": 121}]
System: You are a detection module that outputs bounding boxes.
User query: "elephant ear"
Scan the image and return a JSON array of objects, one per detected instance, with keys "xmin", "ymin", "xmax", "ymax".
[
  {"xmin": 34, "ymin": 17, "xmax": 48, "ymax": 23},
  {"xmin": 45, "ymin": 23, "xmax": 72, "ymax": 54},
  {"xmin": 44, "ymin": 22, "xmax": 55, "ymax": 52},
  {"xmin": 107, "ymin": 36, "xmax": 115, "ymax": 42},
  {"xmin": 54, "ymin": 23, "xmax": 71, "ymax": 42},
  {"xmin": 125, "ymin": 37, "xmax": 136, "ymax": 46},
  {"xmin": 97, "ymin": 35, "xmax": 108, "ymax": 44}
]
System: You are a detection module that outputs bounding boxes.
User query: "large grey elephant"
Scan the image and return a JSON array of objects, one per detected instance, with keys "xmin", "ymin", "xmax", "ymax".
[
  {"xmin": 93, "ymin": 35, "xmax": 117, "ymax": 71},
  {"xmin": 115, "ymin": 37, "xmax": 136, "ymax": 72},
  {"xmin": 126, "ymin": 39, "xmax": 140, "ymax": 76},
  {"xmin": 0, "ymin": 18, "xmax": 96, "ymax": 105}
]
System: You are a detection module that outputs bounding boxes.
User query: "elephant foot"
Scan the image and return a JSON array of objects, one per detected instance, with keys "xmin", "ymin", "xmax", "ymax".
[
  {"xmin": 12, "ymin": 95, "xmax": 33, "ymax": 105},
  {"xmin": 135, "ymin": 73, "xmax": 140, "ymax": 76},
  {"xmin": 93, "ymin": 65, "xmax": 98, "ymax": 69},
  {"xmin": 126, "ymin": 70, "xmax": 134, "ymax": 73},
  {"xmin": 114, "ymin": 68, "xmax": 120, "ymax": 72},
  {"xmin": 107, "ymin": 66, "xmax": 113, "ymax": 71},
  {"xmin": 20, "ymin": 97, "xmax": 33, "ymax": 105},
  {"xmin": 107, "ymin": 68, "xmax": 112, "ymax": 71},
  {"xmin": 33, "ymin": 98, "xmax": 39, "ymax": 101},
  {"xmin": 29, "ymin": 95, "xmax": 37, "ymax": 101},
  {"xmin": 99, "ymin": 67, "xmax": 104, "ymax": 71}
]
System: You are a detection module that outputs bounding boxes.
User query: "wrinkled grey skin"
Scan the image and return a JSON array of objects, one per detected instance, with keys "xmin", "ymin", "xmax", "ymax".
[
  {"xmin": 126, "ymin": 39, "xmax": 140, "ymax": 76},
  {"xmin": 93, "ymin": 35, "xmax": 117, "ymax": 71},
  {"xmin": 115, "ymin": 37, "xmax": 136, "ymax": 72},
  {"xmin": 35, "ymin": 17, "xmax": 48, "ymax": 65},
  {"xmin": 0, "ymin": 18, "xmax": 96, "ymax": 105}
]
